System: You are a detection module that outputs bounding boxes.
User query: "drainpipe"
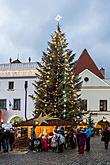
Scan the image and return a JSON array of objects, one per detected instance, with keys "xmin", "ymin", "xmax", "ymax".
[{"xmin": 24, "ymin": 81, "xmax": 28, "ymax": 120}]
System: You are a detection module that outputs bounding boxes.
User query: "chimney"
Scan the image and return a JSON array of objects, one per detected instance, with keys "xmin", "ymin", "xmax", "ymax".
[
  {"xmin": 28, "ymin": 57, "xmax": 31, "ymax": 63},
  {"xmin": 100, "ymin": 67, "xmax": 105, "ymax": 78},
  {"xmin": 9, "ymin": 57, "xmax": 12, "ymax": 63}
]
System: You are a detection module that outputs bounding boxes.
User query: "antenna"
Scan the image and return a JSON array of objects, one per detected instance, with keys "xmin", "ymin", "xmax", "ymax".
[{"xmin": 17, "ymin": 53, "xmax": 19, "ymax": 59}]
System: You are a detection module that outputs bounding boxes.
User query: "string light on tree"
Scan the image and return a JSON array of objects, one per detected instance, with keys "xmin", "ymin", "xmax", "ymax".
[
  {"xmin": 32, "ymin": 16, "xmax": 82, "ymax": 121},
  {"xmin": 64, "ymin": 98, "xmax": 67, "ymax": 102}
]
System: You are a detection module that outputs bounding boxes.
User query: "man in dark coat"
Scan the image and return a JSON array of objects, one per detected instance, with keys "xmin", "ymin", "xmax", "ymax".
[
  {"xmin": 102, "ymin": 127, "xmax": 110, "ymax": 150},
  {"xmin": 85, "ymin": 125, "xmax": 91, "ymax": 152},
  {"xmin": 2, "ymin": 129, "xmax": 10, "ymax": 152},
  {"xmin": 9, "ymin": 128, "xmax": 15, "ymax": 151}
]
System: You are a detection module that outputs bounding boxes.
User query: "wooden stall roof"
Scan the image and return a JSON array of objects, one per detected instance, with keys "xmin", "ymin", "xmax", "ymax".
[
  {"xmin": 97, "ymin": 120, "xmax": 110, "ymax": 128},
  {"xmin": 14, "ymin": 118, "xmax": 72, "ymax": 127}
]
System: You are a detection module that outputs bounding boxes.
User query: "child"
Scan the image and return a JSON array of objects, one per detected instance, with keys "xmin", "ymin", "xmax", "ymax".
[
  {"xmin": 42, "ymin": 136, "xmax": 49, "ymax": 151},
  {"xmin": 51, "ymin": 135, "xmax": 57, "ymax": 152}
]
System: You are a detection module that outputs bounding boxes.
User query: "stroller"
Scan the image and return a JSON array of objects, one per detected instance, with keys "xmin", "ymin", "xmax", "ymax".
[{"xmin": 33, "ymin": 138, "xmax": 42, "ymax": 151}]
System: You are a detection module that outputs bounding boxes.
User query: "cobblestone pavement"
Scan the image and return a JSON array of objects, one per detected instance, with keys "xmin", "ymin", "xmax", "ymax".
[{"xmin": 0, "ymin": 136, "xmax": 110, "ymax": 165}]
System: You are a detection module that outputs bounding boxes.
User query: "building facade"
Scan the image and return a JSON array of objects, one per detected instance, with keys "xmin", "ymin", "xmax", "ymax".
[
  {"xmin": 76, "ymin": 49, "xmax": 110, "ymax": 126},
  {"xmin": 0, "ymin": 49, "xmax": 110, "ymax": 127},
  {"xmin": 0, "ymin": 61, "xmax": 37, "ymax": 124}
]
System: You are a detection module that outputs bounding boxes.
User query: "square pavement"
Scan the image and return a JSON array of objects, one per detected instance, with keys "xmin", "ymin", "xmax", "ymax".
[{"xmin": 0, "ymin": 136, "xmax": 110, "ymax": 165}]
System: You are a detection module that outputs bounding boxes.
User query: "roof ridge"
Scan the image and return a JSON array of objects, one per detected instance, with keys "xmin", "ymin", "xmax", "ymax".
[{"xmin": 76, "ymin": 49, "xmax": 104, "ymax": 79}]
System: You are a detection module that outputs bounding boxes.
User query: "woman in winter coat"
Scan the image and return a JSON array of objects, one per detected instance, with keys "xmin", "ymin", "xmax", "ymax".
[
  {"xmin": 78, "ymin": 128, "xmax": 86, "ymax": 154},
  {"xmin": 42, "ymin": 136, "xmax": 49, "ymax": 151}
]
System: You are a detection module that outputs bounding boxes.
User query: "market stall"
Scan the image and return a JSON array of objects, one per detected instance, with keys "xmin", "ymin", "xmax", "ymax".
[{"xmin": 14, "ymin": 117, "xmax": 72, "ymax": 138}]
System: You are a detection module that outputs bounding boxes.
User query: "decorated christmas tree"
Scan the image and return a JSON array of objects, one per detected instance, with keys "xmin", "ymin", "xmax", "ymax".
[{"xmin": 32, "ymin": 19, "xmax": 82, "ymax": 121}]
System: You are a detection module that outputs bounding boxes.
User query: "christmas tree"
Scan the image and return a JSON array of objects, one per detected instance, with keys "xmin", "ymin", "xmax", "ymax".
[{"xmin": 32, "ymin": 21, "xmax": 82, "ymax": 121}]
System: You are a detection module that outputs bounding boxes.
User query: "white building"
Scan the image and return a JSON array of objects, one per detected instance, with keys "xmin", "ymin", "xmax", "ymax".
[
  {"xmin": 0, "ymin": 50, "xmax": 110, "ymax": 127},
  {"xmin": 76, "ymin": 49, "xmax": 110, "ymax": 127},
  {"xmin": 0, "ymin": 59, "xmax": 37, "ymax": 124}
]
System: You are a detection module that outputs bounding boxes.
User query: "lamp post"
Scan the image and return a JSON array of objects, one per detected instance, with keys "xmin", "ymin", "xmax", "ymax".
[
  {"xmin": 88, "ymin": 112, "xmax": 94, "ymax": 127},
  {"xmin": 102, "ymin": 116, "xmax": 107, "ymax": 122},
  {"xmin": 102, "ymin": 116, "xmax": 108, "ymax": 129},
  {"xmin": 24, "ymin": 81, "xmax": 28, "ymax": 120}
]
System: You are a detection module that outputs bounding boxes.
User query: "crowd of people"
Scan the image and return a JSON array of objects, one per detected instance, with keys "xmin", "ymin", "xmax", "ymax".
[
  {"xmin": 29, "ymin": 126, "xmax": 76, "ymax": 153},
  {"xmin": 1, "ymin": 124, "xmax": 110, "ymax": 154},
  {"xmin": 29, "ymin": 125, "xmax": 92, "ymax": 154},
  {"xmin": 0, "ymin": 126, "xmax": 15, "ymax": 152}
]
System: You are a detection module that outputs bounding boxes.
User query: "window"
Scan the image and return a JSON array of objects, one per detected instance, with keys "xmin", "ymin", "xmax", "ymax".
[
  {"xmin": 0, "ymin": 99, "xmax": 6, "ymax": 110},
  {"xmin": 8, "ymin": 81, "xmax": 14, "ymax": 90},
  {"xmin": 80, "ymin": 99, "xmax": 87, "ymax": 111},
  {"xmin": 100, "ymin": 100, "xmax": 107, "ymax": 111},
  {"xmin": 84, "ymin": 77, "xmax": 89, "ymax": 82},
  {"xmin": 13, "ymin": 99, "xmax": 21, "ymax": 110}
]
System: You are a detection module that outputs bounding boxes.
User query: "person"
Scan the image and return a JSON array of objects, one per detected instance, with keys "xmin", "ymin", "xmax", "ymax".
[
  {"xmin": 68, "ymin": 129, "xmax": 76, "ymax": 149},
  {"xmin": 42, "ymin": 135, "xmax": 49, "ymax": 151},
  {"xmin": 2, "ymin": 129, "xmax": 10, "ymax": 152},
  {"xmin": 78, "ymin": 128, "xmax": 86, "ymax": 154},
  {"xmin": 102, "ymin": 127, "xmax": 110, "ymax": 150},
  {"xmin": 9, "ymin": 128, "xmax": 15, "ymax": 151},
  {"xmin": 76, "ymin": 126, "xmax": 81, "ymax": 152},
  {"xmin": 53, "ymin": 129, "xmax": 65, "ymax": 153},
  {"xmin": 85, "ymin": 125, "xmax": 91, "ymax": 152},
  {"xmin": 64, "ymin": 130, "xmax": 68, "ymax": 149},
  {"xmin": 59, "ymin": 127, "xmax": 65, "ymax": 136},
  {"xmin": 57, "ymin": 133, "xmax": 65, "ymax": 153},
  {"xmin": 34, "ymin": 137, "xmax": 42, "ymax": 152},
  {"xmin": 51, "ymin": 134, "xmax": 57, "ymax": 152},
  {"xmin": 30, "ymin": 126, "xmax": 36, "ymax": 151}
]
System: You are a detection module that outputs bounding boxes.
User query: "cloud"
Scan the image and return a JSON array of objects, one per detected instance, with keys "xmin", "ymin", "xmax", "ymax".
[{"xmin": 0, "ymin": 0, "xmax": 110, "ymax": 76}]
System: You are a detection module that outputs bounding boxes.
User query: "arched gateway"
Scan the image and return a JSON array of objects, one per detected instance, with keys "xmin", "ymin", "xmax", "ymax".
[
  {"xmin": 7, "ymin": 115, "xmax": 23, "ymax": 125},
  {"xmin": 95, "ymin": 120, "xmax": 110, "ymax": 129}
]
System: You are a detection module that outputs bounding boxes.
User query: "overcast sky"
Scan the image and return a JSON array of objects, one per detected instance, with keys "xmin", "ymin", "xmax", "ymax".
[{"xmin": 0, "ymin": 0, "xmax": 110, "ymax": 77}]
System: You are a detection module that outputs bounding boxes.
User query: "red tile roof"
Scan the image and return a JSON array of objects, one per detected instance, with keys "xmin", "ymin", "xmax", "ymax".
[{"xmin": 76, "ymin": 49, "xmax": 104, "ymax": 79}]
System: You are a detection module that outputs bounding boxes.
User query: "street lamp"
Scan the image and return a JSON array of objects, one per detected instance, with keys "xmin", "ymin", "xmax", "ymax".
[
  {"xmin": 88, "ymin": 112, "xmax": 93, "ymax": 127},
  {"xmin": 24, "ymin": 81, "xmax": 28, "ymax": 120},
  {"xmin": 102, "ymin": 116, "xmax": 107, "ymax": 122}
]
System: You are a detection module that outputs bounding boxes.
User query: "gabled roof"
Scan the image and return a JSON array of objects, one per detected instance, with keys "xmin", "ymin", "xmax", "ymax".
[
  {"xmin": 80, "ymin": 69, "xmax": 109, "ymax": 87},
  {"xmin": 76, "ymin": 49, "xmax": 104, "ymax": 79},
  {"xmin": 11, "ymin": 59, "xmax": 21, "ymax": 64}
]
